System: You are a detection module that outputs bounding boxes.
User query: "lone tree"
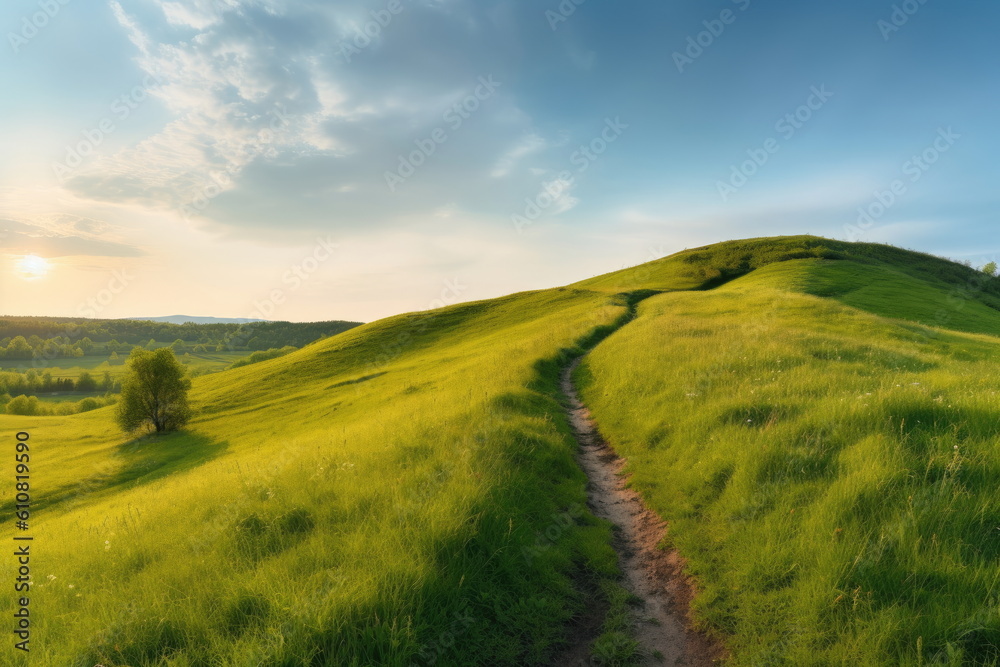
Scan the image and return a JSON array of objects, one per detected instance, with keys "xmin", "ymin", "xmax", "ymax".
[{"xmin": 116, "ymin": 348, "xmax": 192, "ymax": 434}]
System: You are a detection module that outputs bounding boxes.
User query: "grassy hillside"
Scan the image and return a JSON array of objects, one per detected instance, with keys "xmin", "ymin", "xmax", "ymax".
[
  {"xmin": 576, "ymin": 235, "xmax": 1000, "ymax": 334},
  {"xmin": 577, "ymin": 240, "xmax": 1000, "ymax": 665},
  {"xmin": 0, "ymin": 288, "xmax": 633, "ymax": 666},
  {"xmin": 4, "ymin": 234, "xmax": 1000, "ymax": 665}
]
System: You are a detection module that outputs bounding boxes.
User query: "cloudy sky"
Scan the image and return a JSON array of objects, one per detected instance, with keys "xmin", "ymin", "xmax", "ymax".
[{"xmin": 1, "ymin": 0, "xmax": 998, "ymax": 322}]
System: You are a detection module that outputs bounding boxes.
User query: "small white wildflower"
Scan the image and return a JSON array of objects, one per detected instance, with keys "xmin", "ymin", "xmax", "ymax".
[
  {"xmin": 68, "ymin": 584, "xmax": 75, "ymax": 589},
  {"xmin": 47, "ymin": 575, "xmax": 56, "ymax": 581}
]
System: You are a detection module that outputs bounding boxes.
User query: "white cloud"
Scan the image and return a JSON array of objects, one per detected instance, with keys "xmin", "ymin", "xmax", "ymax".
[
  {"xmin": 66, "ymin": 0, "xmax": 562, "ymax": 239},
  {"xmin": 0, "ymin": 216, "xmax": 143, "ymax": 258},
  {"xmin": 69, "ymin": 1, "xmax": 336, "ymax": 212},
  {"xmin": 158, "ymin": 1, "xmax": 225, "ymax": 30},
  {"xmin": 491, "ymin": 134, "xmax": 546, "ymax": 178},
  {"xmin": 543, "ymin": 177, "xmax": 579, "ymax": 215},
  {"xmin": 108, "ymin": 0, "xmax": 152, "ymax": 55}
]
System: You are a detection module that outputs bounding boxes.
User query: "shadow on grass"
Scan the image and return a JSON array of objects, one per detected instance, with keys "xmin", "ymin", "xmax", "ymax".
[
  {"xmin": 1, "ymin": 431, "xmax": 228, "ymax": 518},
  {"xmin": 110, "ymin": 431, "xmax": 229, "ymax": 488},
  {"xmin": 325, "ymin": 371, "xmax": 387, "ymax": 390}
]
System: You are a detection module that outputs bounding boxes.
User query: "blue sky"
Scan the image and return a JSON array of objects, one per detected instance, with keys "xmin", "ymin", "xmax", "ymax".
[{"xmin": 1, "ymin": 0, "xmax": 998, "ymax": 322}]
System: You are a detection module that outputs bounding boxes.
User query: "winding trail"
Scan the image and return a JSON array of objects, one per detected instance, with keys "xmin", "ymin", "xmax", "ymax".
[{"xmin": 559, "ymin": 358, "xmax": 724, "ymax": 666}]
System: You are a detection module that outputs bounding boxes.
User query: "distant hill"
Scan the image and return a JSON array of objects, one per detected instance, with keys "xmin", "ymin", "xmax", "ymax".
[{"xmin": 129, "ymin": 315, "xmax": 268, "ymax": 325}]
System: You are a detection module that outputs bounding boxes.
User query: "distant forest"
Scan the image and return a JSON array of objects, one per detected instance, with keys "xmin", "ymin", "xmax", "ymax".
[{"xmin": 0, "ymin": 316, "xmax": 363, "ymax": 361}]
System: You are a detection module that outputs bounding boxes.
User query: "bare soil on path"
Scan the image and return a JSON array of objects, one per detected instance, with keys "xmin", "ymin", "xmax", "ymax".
[{"xmin": 557, "ymin": 359, "xmax": 725, "ymax": 666}]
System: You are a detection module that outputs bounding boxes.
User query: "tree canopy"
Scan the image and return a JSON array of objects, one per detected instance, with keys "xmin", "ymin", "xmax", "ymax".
[{"xmin": 116, "ymin": 348, "xmax": 193, "ymax": 434}]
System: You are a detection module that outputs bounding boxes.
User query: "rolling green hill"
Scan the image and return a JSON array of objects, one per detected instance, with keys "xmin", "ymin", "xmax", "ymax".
[
  {"xmin": 577, "ymin": 238, "xmax": 1000, "ymax": 666},
  {"xmin": 3, "ymin": 235, "xmax": 1000, "ymax": 665},
  {"xmin": 2, "ymin": 288, "xmax": 631, "ymax": 666}
]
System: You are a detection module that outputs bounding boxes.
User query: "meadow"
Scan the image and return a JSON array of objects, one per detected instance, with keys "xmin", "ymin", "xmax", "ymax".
[
  {"xmin": 3, "ymin": 235, "xmax": 1000, "ymax": 665},
  {"xmin": 0, "ymin": 288, "xmax": 631, "ymax": 665},
  {"xmin": 578, "ymin": 247, "xmax": 1000, "ymax": 665}
]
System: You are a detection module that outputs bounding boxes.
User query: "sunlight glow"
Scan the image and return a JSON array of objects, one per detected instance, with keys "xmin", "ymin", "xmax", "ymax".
[{"xmin": 16, "ymin": 254, "xmax": 50, "ymax": 280}]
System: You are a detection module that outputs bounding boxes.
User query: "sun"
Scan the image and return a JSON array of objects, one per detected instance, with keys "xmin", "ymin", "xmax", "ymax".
[{"xmin": 16, "ymin": 255, "xmax": 51, "ymax": 280}]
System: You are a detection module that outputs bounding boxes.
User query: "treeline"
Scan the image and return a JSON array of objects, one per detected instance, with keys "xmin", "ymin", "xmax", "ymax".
[
  {"xmin": 0, "ymin": 370, "xmax": 120, "ymax": 397},
  {"xmin": 1, "ymin": 393, "xmax": 117, "ymax": 416},
  {"xmin": 228, "ymin": 346, "xmax": 298, "ymax": 369},
  {"xmin": 0, "ymin": 317, "xmax": 362, "ymax": 354},
  {"xmin": 0, "ymin": 335, "xmax": 234, "ymax": 362},
  {"xmin": 0, "ymin": 335, "xmax": 97, "ymax": 360}
]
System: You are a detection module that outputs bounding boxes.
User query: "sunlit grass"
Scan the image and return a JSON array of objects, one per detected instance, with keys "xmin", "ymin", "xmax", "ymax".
[
  {"xmin": 1, "ymin": 288, "xmax": 626, "ymax": 665},
  {"xmin": 4, "ymin": 235, "xmax": 1000, "ymax": 665},
  {"xmin": 579, "ymin": 257, "xmax": 1000, "ymax": 666}
]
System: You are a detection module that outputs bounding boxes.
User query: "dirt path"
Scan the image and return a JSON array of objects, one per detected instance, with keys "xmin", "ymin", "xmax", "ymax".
[{"xmin": 559, "ymin": 359, "xmax": 724, "ymax": 666}]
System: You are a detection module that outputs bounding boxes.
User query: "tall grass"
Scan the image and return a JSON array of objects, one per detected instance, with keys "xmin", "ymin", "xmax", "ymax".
[
  {"xmin": 578, "ymin": 258, "xmax": 1000, "ymax": 665},
  {"xmin": 5, "ymin": 235, "xmax": 999, "ymax": 665},
  {"xmin": 1, "ymin": 288, "xmax": 625, "ymax": 666}
]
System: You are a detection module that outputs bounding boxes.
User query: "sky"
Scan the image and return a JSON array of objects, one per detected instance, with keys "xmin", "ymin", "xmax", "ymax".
[{"xmin": 0, "ymin": 0, "xmax": 998, "ymax": 323}]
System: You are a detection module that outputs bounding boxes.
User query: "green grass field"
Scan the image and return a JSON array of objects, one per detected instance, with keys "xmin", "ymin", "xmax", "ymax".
[
  {"xmin": 0, "ymin": 289, "xmax": 631, "ymax": 666},
  {"xmin": 577, "ymin": 242, "xmax": 1000, "ymax": 665},
  {"xmin": 3, "ymin": 235, "xmax": 1000, "ymax": 665}
]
